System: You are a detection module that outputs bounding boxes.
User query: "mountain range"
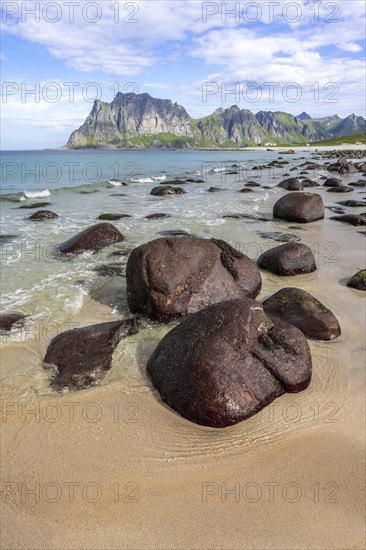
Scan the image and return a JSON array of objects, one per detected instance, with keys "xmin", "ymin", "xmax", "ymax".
[{"xmin": 65, "ymin": 93, "xmax": 366, "ymax": 149}]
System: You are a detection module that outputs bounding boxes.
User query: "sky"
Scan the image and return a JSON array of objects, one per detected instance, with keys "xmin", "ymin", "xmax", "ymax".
[{"xmin": 1, "ymin": 0, "xmax": 365, "ymax": 149}]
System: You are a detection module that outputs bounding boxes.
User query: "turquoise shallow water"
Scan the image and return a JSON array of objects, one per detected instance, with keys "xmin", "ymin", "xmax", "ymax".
[{"xmin": 1, "ymin": 149, "xmax": 282, "ymax": 196}]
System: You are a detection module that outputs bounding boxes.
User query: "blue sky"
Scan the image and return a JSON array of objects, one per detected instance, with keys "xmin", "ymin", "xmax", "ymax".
[{"xmin": 1, "ymin": 0, "xmax": 365, "ymax": 149}]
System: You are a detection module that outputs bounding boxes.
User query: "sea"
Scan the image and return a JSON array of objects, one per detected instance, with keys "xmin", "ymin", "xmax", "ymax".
[
  {"xmin": 0, "ymin": 148, "xmax": 306, "ymax": 324},
  {"xmin": 1, "ymin": 147, "xmax": 365, "ymax": 548}
]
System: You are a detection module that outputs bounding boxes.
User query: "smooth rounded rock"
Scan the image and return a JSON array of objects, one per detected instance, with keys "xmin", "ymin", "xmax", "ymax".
[
  {"xmin": 263, "ymin": 287, "xmax": 341, "ymax": 340},
  {"xmin": 126, "ymin": 237, "xmax": 262, "ymax": 322},
  {"xmin": 323, "ymin": 178, "xmax": 342, "ymax": 187},
  {"xmin": 98, "ymin": 213, "xmax": 129, "ymax": 220},
  {"xmin": 58, "ymin": 223, "xmax": 124, "ymax": 254},
  {"xmin": 147, "ymin": 298, "xmax": 312, "ymax": 427},
  {"xmin": 257, "ymin": 243, "xmax": 316, "ymax": 276},
  {"xmin": 29, "ymin": 210, "xmax": 58, "ymax": 221},
  {"xmin": 151, "ymin": 186, "xmax": 185, "ymax": 196},
  {"xmin": 273, "ymin": 193, "xmax": 324, "ymax": 223},
  {"xmin": 277, "ymin": 178, "xmax": 302, "ymax": 191},
  {"xmin": 326, "ymin": 186, "xmax": 354, "ymax": 193}
]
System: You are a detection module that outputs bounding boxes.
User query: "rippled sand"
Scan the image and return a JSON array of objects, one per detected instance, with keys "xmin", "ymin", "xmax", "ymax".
[{"xmin": 1, "ymin": 148, "xmax": 365, "ymax": 549}]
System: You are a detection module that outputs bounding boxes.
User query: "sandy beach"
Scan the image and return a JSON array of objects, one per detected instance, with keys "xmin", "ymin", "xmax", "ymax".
[{"xmin": 1, "ymin": 146, "xmax": 365, "ymax": 549}]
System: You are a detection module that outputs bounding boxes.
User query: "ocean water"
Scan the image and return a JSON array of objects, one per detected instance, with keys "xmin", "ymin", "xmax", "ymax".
[
  {"xmin": 0, "ymin": 147, "xmax": 365, "ymax": 383},
  {"xmin": 0, "ymin": 148, "xmax": 301, "ymax": 322},
  {"xmin": 1, "ymin": 148, "xmax": 365, "ymax": 549}
]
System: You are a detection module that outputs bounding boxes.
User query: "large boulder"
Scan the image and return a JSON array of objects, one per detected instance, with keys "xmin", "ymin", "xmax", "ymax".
[
  {"xmin": 147, "ymin": 298, "xmax": 312, "ymax": 428},
  {"xmin": 126, "ymin": 237, "xmax": 262, "ymax": 322},
  {"xmin": 347, "ymin": 270, "xmax": 366, "ymax": 291},
  {"xmin": 58, "ymin": 223, "xmax": 124, "ymax": 254},
  {"xmin": 262, "ymin": 288, "xmax": 341, "ymax": 340},
  {"xmin": 273, "ymin": 193, "xmax": 324, "ymax": 223},
  {"xmin": 257, "ymin": 243, "xmax": 316, "ymax": 276},
  {"xmin": 44, "ymin": 319, "xmax": 139, "ymax": 390}
]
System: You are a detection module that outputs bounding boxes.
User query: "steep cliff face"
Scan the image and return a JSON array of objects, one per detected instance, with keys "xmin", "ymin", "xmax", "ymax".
[
  {"xmin": 65, "ymin": 92, "xmax": 366, "ymax": 149},
  {"xmin": 199, "ymin": 107, "xmax": 266, "ymax": 145},
  {"xmin": 67, "ymin": 93, "xmax": 201, "ymax": 147},
  {"xmin": 255, "ymin": 111, "xmax": 325, "ymax": 142},
  {"xmin": 110, "ymin": 93, "xmax": 198, "ymax": 136}
]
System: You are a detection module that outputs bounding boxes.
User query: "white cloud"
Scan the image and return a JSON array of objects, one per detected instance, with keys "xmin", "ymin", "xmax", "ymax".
[{"xmin": 1, "ymin": 0, "xmax": 364, "ymax": 148}]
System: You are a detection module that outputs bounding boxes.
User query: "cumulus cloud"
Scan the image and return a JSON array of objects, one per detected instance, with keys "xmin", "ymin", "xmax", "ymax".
[{"xmin": 1, "ymin": 0, "xmax": 365, "ymax": 147}]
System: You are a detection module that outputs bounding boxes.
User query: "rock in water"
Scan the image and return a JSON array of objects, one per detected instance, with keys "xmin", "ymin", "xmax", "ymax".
[
  {"xmin": 145, "ymin": 213, "xmax": 171, "ymax": 220},
  {"xmin": 0, "ymin": 313, "xmax": 26, "ymax": 332},
  {"xmin": 58, "ymin": 223, "xmax": 124, "ymax": 254},
  {"xmin": 126, "ymin": 237, "xmax": 262, "ymax": 322},
  {"xmin": 147, "ymin": 298, "xmax": 312, "ymax": 427},
  {"xmin": 245, "ymin": 182, "xmax": 261, "ymax": 187},
  {"xmin": 0, "ymin": 235, "xmax": 18, "ymax": 243},
  {"xmin": 347, "ymin": 270, "xmax": 366, "ymax": 291},
  {"xmin": 326, "ymin": 186, "xmax": 354, "ymax": 193},
  {"xmin": 29, "ymin": 210, "xmax": 58, "ymax": 221},
  {"xmin": 44, "ymin": 319, "xmax": 139, "ymax": 390},
  {"xmin": 323, "ymin": 178, "xmax": 342, "ymax": 187},
  {"xmin": 157, "ymin": 230, "xmax": 192, "ymax": 237},
  {"xmin": 330, "ymin": 214, "xmax": 366, "ymax": 226},
  {"xmin": 258, "ymin": 232, "xmax": 300, "ymax": 243},
  {"xmin": 263, "ymin": 288, "xmax": 341, "ymax": 340},
  {"xmin": 98, "ymin": 213, "xmax": 129, "ymax": 220},
  {"xmin": 150, "ymin": 186, "xmax": 185, "ymax": 196},
  {"xmin": 326, "ymin": 207, "xmax": 346, "ymax": 215},
  {"xmin": 19, "ymin": 202, "xmax": 51, "ymax": 209},
  {"xmin": 257, "ymin": 243, "xmax": 316, "ymax": 276},
  {"xmin": 277, "ymin": 178, "xmax": 302, "ymax": 191},
  {"xmin": 337, "ymin": 200, "xmax": 366, "ymax": 207},
  {"xmin": 273, "ymin": 192, "xmax": 324, "ymax": 223},
  {"xmin": 301, "ymin": 179, "xmax": 318, "ymax": 188}
]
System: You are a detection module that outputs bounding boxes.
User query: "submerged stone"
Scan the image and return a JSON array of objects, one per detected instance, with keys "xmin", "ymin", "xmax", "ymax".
[
  {"xmin": 58, "ymin": 223, "xmax": 124, "ymax": 254},
  {"xmin": 44, "ymin": 319, "xmax": 139, "ymax": 390}
]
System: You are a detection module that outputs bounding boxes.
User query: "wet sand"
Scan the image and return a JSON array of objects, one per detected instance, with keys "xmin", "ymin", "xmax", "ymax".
[
  {"xmin": 1, "ymin": 147, "xmax": 365, "ymax": 549},
  {"xmin": 1, "ymin": 268, "xmax": 365, "ymax": 548}
]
